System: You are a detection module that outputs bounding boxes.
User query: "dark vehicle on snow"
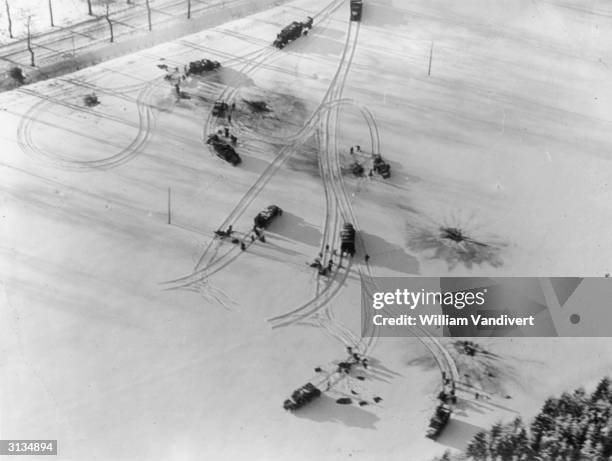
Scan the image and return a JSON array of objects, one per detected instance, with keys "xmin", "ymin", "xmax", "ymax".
[
  {"xmin": 350, "ymin": 162, "xmax": 364, "ymax": 177},
  {"xmin": 273, "ymin": 17, "xmax": 313, "ymax": 49},
  {"xmin": 426, "ymin": 404, "xmax": 452, "ymax": 439},
  {"xmin": 373, "ymin": 154, "xmax": 391, "ymax": 179},
  {"xmin": 283, "ymin": 383, "xmax": 321, "ymax": 411},
  {"xmin": 206, "ymin": 134, "xmax": 241, "ymax": 166},
  {"xmin": 350, "ymin": 0, "xmax": 363, "ymax": 21},
  {"xmin": 340, "ymin": 223, "xmax": 356, "ymax": 256},
  {"xmin": 186, "ymin": 59, "xmax": 220, "ymax": 76},
  {"xmin": 254, "ymin": 205, "xmax": 283, "ymax": 229},
  {"xmin": 212, "ymin": 101, "xmax": 228, "ymax": 118}
]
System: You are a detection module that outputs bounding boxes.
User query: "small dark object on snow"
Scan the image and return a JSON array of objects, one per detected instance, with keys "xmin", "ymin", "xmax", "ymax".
[
  {"xmin": 350, "ymin": 0, "xmax": 363, "ymax": 21},
  {"xmin": 243, "ymin": 99, "xmax": 271, "ymax": 113},
  {"xmin": 356, "ymin": 376, "xmax": 366, "ymax": 381},
  {"xmin": 206, "ymin": 133, "xmax": 241, "ymax": 166},
  {"xmin": 351, "ymin": 390, "xmax": 359, "ymax": 395},
  {"xmin": 230, "ymin": 135, "xmax": 238, "ymax": 145},
  {"xmin": 462, "ymin": 340, "xmax": 479, "ymax": 356},
  {"xmin": 254, "ymin": 205, "xmax": 283, "ymax": 229},
  {"xmin": 240, "ymin": 242, "xmax": 246, "ymax": 251},
  {"xmin": 186, "ymin": 58, "xmax": 220, "ymax": 76},
  {"xmin": 314, "ymin": 367, "xmax": 322, "ymax": 372},
  {"xmin": 340, "ymin": 223, "xmax": 356, "ymax": 257},
  {"xmin": 359, "ymin": 401, "xmax": 368, "ymax": 406},
  {"xmin": 283, "ymin": 382, "xmax": 321, "ymax": 411},
  {"xmin": 9, "ymin": 67, "xmax": 25, "ymax": 85},
  {"xmin": 373, "ymin": 396, "xmax": 383, "ymax": 403},
  {"xmin": 157, "ymin": 64, "xmax": 169, "ymax": 70},
  {"xmin": 336, "ymin": 397, "xmax": 352, "ymax": 405},
  {"xmin": 441, "ymin": 227, "xmax": 465, "ymax": 243},
  {"xmin": 84, "ymin": 93, "xmax": 100, "ymax": 107},
  {"xmin": 372, "ymin": 154, "xmax": 390, "ymax": 179},
  {"xmin": 350, "ymin": 162, "xmax": 364, "ymax": 177},
  {"xmin": 231, "ymin": 238, "xmax": 239, "ymax": 244},
  {"xmin": 212, "ymin": 101, "xmax": 228, "ymax": 118},
  {"xmin": 338, "ymin": 362, "xmax": 352, "ymax": 373},
  {"xmin": 273, "ymin": 16, "xmax": 313, "ymax": 49},
  {"xmin": 426, "ymin": 404, "xmax": 452, "ymax": 439}
]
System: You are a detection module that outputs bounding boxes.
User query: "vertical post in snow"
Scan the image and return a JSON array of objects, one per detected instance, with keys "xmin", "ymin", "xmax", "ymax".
[
  {"xmin": 187, "ymin": 0, "xmax": 191, "ymax": 19},
  {"xmin": 26, "ymin": 16, "xmax": 35, "ymax": 67},
  {"xmin": 145, "ymin": 0, "xmax": 152, "ymax": 31},
  {"xmin": 428, "ymin": 41, "xmax": 434, "ymax": 77},
  {"xmin": 167, "ymin": 187, "xmax": 171, "ymax": 224},
  {"xmin": 5, "ymin": 0, "xmax": 13, "ymax": 39},
  {"xmin": 48, "ymin": 0, "xmax": 54, "ymax": 27}
]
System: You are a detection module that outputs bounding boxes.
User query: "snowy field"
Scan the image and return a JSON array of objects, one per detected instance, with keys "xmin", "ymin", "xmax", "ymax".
[{"xmin": 2, "ymin": 0, "xmax": 612, "ymax": 459}]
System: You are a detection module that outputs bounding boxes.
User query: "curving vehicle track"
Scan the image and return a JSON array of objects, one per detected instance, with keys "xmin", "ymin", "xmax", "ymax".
[
  {"xmin": 164, "ymin": 2, "xmax": 359, "ymax": 291},
  {"xmin": 16, "ymin": 79, "xmax": 159, "ymax": 170}
]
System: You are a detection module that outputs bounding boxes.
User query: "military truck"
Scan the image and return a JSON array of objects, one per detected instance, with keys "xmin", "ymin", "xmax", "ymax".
[
  {"xmin": 273, "ymin": 17, "xmax": 313, "ymax": 49},
  {"xmin": 206, "ymin": 134, "xmax": 241, "ymax": 166},
  {"xmin": 373, "ymin": 154, "xmax": 391, "ymax": 179},
  {"xmin": 212, "ymin": 101, "xmax": 228, "ymax": 118},
  {"xmin": 186, "ymin": 59, "xmax": 220, "ymax": 76},
  {"xmin": 283, "ymin": 383, "xmax": 321, "ymax": 411},
  {"xmin": 254, "ymin": 205, "xmax": 283, "ymax": 229},
  {"xmin": 426, "ymin": 404, "xmax": 452, "ymax": 439},
  {"xmin": 340, "ymin": 223, "xmax": 356, "ymax": 256},
  {"xmin": 350, "ymin": 0, "xmax": 363, "ymax": 21}
]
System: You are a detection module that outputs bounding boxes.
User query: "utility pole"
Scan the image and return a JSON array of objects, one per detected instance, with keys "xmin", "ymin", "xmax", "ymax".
[
  {"xmin": 5, "ymin": 0, "xmax": 13, "ymax": 39},
  {"xmin": 26, "ymin": 16, "xmax": 35, "ymax": 67},
  {"xmin": 167, "ymin": 187, "xmax": 171, "ymax": 224},
  {"xmin": 428, "ymin": 41, "xmax": 434, "ymax": 77},
  {"xmin": 145, "ymin": 0, "xmax": 152, "ymax": 31},
  {"xmin": 105, "ymin": 3, "xmax": 114, "ymax": 43},
  {"xmin": 48, "ymin": 0, "xmax": 54, "ymax": 27},
  {"xmin": 187, "ymin": 0, "xmax": 191, "ymax": 19}
]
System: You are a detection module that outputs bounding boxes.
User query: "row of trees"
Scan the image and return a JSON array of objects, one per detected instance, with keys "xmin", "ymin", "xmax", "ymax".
[
  {"xmin": 434, "ymin": 377, "xmax": 612, "ymax": 461},
  {"xmin": 3, "ymin": 0, "xmax": 196, "ymax": 44},
  {"xmin": 3, "ymin": 0, "xmax": 198, "ymax": 68}
]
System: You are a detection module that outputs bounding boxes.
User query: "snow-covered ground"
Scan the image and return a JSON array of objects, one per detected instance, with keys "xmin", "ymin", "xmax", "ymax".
[{"xmin": 2, "ymin": 0, "xmax": 612, "ymax": 459}]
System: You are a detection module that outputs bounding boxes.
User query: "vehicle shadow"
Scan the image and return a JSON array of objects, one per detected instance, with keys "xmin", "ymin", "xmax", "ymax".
[
  {"xmin": 268, "ymin": 211, "xmax": 322, "ymax": 247},
  {"xmin": 436, "ymin": 417, "xmax": 487, "ymax": 451},
  {"xmin": 293, "ymin": 394, "xmax": 380, "ymax": 429},
  {"xmin": 359, "ymin": 230, "xmax": 420, "ymax": 274}
]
